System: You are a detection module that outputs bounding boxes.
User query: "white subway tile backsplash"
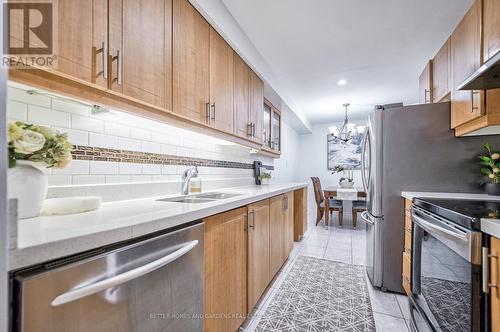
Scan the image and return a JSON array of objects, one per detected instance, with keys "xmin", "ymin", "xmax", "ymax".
[
  {"xmin": 151, "ymin": 132, "xmax": 170, "ymax": 144},
  {"xmin": 28, "ymin": 105, "xmax": 70, "ymax": 127},
  {"xmin": 7, "ymin": 100, "xmax": 27, "ymax": 121},
  {"xmin": 152, "ymin": 175, "xmax": 171, "ymax": 182},
  {"xmin": 105, "ymin": 175, "xmax": 132, "ymax": 184},
  {"xmin": 89, "ymin": 133, "xmax": 119, "ymax": 149},
  {"xmin": 130, "ymin": 127, "xmax": 151, "ymax": 141},
  {"xmin": 53, "ymin": 160, "xmax": 90, "ymax": 175},
  {"xmin": 161, "ymin": 165, "xmax": 177, "ymax": 175},
  {"xmin": 118, "ymin": 137, "xmax": 141, "ymax": 151},
  {"xmin": 48, "ymin": 175, "xmax": 72, "ymax": 186},
  {"xmin": 90, "ymin": 161, "xmax": 119, "ymax": 175},
  {"xmin": 131, "ymin": 175, "xmax": 153, "ymax": 183},
  {"xmin": 119, "ymin": 163, "xmax": 142, "ymax": 175},
  {"xmin": 52, "ymin": 99, "xmax": 90, "ymax": 116},
  {"xmin": 53, "ymin": 127, "xmax": 89, "ymax": 146},
  {"xmin": 71, "ymin": 114, "xmax": 105, "ymax": 133},
  {"xmin": 161, "ymin": 144, "xmax": 177, "ymax": 155},
  {"xmin": 105, "ymin": 122, "xmax": 130, "ymax": 138},
  {"xmin": 142, "ymin": 164, "xmax": 162, "ymax": 175},
  {"xmin": 72, "ymin": 175, "xmax": 106, "ymax": 185},
  {"xmin": 141, "ymin": 141, "xmax": 161, "ymax": 154},
  {"xmin": 8, "ymin": 87, "xmax": 51, "ymax": 108}
]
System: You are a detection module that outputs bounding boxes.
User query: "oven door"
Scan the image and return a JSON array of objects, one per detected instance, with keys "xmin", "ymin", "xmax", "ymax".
[{"xmin": 411, "ymin": 206, "xmax": 480, "ymax": 332}]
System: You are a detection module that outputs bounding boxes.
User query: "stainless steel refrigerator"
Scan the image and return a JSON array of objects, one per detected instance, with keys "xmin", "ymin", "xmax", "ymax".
[{"xmin": 360, "ymin": 102, "xmax": 500, "ymax": 293}]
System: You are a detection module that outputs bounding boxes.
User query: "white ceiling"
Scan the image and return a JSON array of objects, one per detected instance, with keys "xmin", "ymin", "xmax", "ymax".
[{"xmin": 222, "ymin": 0, "xmax": 473, "ymax": 124}]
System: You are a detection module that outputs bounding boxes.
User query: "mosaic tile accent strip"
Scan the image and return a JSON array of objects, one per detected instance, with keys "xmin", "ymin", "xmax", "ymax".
[
  {"xmin": 255, "ymin": 256, "xmax": 376, "ymax": 332},
  {"xmin": 421, "ymin": 276, "xmax": 471, "ymax": 332},
  {"xmin": 71, "ymin": 145, "xmax": 274, "ymax": 170}
]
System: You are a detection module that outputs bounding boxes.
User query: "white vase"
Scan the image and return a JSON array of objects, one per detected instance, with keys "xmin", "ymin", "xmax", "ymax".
[
  {"xmin": 8, "ymin": 161, "xmax": 48, "ymax": 219},
  {"xmin": 261, "ymin": 178, "xmax": 270, "ymax": 185}
]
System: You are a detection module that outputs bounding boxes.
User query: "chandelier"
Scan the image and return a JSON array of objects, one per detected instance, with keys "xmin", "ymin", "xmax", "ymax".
[{"xmin": 329, "ymin": 103, "xmax": 365, "ymax": 143}]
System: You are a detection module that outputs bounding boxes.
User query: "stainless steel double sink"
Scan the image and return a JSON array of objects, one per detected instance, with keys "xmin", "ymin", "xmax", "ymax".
[{"xmin": 157, "ymin": 192, "xmax": 242, "ymax": 204}]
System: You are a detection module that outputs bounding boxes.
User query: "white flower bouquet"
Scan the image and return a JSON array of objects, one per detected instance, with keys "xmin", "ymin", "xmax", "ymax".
[{"xmin": 8, "ymin": 121, "xmax": 73, "ymax": 169}]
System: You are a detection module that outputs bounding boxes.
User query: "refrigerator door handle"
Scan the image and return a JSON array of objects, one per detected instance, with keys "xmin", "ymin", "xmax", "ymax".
[
  {"xmin": 360, "ymin": 128, "xmax": 370, "ymax": 193},
  {"xmin": 51, "ymin": 240, "xmax": 199, "ymax": 307},
  {"xmin": 361, "ymin": 211, "xmax": 375, "ymax": 225}
]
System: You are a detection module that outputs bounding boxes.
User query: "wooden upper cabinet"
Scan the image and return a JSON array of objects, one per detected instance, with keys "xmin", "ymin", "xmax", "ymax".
[
  {"xmin": 247, "ymin": 199, "xmax": 270, "ymax": 310},
  {"xmin": 432, "ymin": 39, "xmax": 451, "ymax": 103},
  {"xmin": 204, "ymin": 208, "xmax": 247, "ymax": 332},
  {"xmin": 50, "ymin": 0, "xmax": 108, "ymax": 87},
  {"xmin": 450, "ymin": 0, "xmax": 483, "ymax": 128},
  {"xmin": 108, "ymin": 0, "xmax": 171, "ymax": 109},
  {"xmin": 418, "ymin": 60, "xmax": 433, "ymax": 104},
  {"xmin": 233, "ymin": 53, "xmax": 251, "ymax": 139},
  {"xmin": 269, "ymin": 195, "xmax": 285, "ymax": 278},
  {"xmin": 249, "ymin": 70, "xmax": 264, "ymax": 144},
  {"xmin": 173, "ymin": 0, "xmax": 210, "ymax": 123},
  {"xmin": 209, "ymin": 28, "xmax": 234, "ymax": 133},
  {"xmin": 483, "ymin": 0, "xmax": 500, "ymax": 62}
]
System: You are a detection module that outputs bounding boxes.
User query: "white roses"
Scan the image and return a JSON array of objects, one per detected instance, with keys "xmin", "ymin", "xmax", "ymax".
[
  {"xmin": 12, "ymin": 129, "xmax": 46, "ymax": 154},
  {"xmin": 8, "ymin": 122, "xmax": 73, "ymax": 169}
]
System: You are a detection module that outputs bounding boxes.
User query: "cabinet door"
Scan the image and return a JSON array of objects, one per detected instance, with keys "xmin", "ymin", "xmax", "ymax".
[
  {"xmin": 269, "ymin": 195, "xmax": 285, "ymax": 278},
  {"xmin": 271, "ymin": 108, "xmax": 281, "ymax": 151},
  {"xmin": 209, "ymin": 28, "xmax": 234, "ymax": 132},
  {"xmin": 450, "ymin": 0, "xmax": 483, "ymax": 128},
  {"xmin": 233, "ymin": 53, "xmax": 251, "ymax": 139},
  {"xmin": 491, "ymin": 237, "xmax": 500, "ymax": 332},
  {"xmin": 36, "ymin": 0, "xmax": 107, "ymax": 87},
  {"xmin": 418, "ymin": 61, "xmax": 432, "ymax": 104},
  {"xmin": 293, "ymin": 187, "xmax": 308, "ymax": 241},
  {"xmin": 247, "ymin": 199, "xmax": 270, "ymax": 310},
  {"xmin": 109, "ymin": 0, "xmax": 170, "ymax": 108},
  {"xmin": 173, "ymin": 0, "xmax": 210, "ymax": 123},
  {"xmin": 483, "ymin": 0, "xmax": 500, "ymax": 62},
  {"xmin": 249, "ymin": 70, "xmax": 264, "ymax": 144},
  {"xmin": 284, "ymin": 191, "xmax": 295, "ymax": 257},
  {"xmin": 432, "ymin": 39, "xmax": 451, "ymax": 103},
  {"xmin": 204, "ymin": 208, "xmax": 247, "ymax": 332}
]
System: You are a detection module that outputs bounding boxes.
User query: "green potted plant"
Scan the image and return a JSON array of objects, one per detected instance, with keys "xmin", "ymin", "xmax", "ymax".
[
  {"xmin": 8, "ymin": 122, "xmax": 72, "ymax": 219},
  {"xmin": 480, "ymin": 143, "xmax": 500, "ymax": 196},
  {"xmin": 258, "ymin": 172, "xmax": 272, "ymax": 185}
]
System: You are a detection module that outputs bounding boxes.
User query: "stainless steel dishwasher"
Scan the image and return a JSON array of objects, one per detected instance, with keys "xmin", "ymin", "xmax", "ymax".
[{"xmin": 11, "ymin": 222, "xmax": 204, "ymax": 332}]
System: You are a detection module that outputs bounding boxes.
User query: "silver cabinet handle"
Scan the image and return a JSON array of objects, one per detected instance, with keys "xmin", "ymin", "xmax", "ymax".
[
  {"xmin": 211, "ymin": 103, "xmax": 216, "ymax": 121},
  {"xmin": 206, "ymin": 103, "xmax": 211, "ymax": 122},
  {"xmin": 96, "ymin": 41, "xmax": 108, "ymax": 79},
  {"xmin": 252, "ymin": 123, "xmax": 256, "ymax": 138},
  {"xmin": 483, "ymin": 247, "xmax": 490, "ymax": 293},
  {"xmin": 247, "ymin": 123, "xmax": 253, "ymax": 137},
  {"xmin": 112, "ymin": 50, "xmax": 122, "ymax": 85},
  {"xmin": 361, "ymin": 211, "xmax": 374, "ymax": 225},
  {"xmin": 471, "ymin": 90, "xmax": 480, "ymax": 112},
  {"xmin": 248, "ymin": 210, "xmax": 255, "ymax": 229},
  {"xmin": 51, "ymin": 240, "xmax": 199, "ymax": 307},
  {"xmin": 411, "ymin": 211, "xmax": 468, "ymax": 243},
  {"xmin": 424, "ymin": 89, "xmax": 430, "ymax": 103}
]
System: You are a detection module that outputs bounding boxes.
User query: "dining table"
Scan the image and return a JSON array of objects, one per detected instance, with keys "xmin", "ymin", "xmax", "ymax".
[{"xmin": 323, "ymin": 186, "xmax": 366, "ymax": 226}]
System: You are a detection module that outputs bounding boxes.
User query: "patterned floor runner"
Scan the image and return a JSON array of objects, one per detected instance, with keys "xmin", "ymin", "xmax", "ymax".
[{"xmin": 256, "ymin": 255, "xmax": 376, "ymax": 332}]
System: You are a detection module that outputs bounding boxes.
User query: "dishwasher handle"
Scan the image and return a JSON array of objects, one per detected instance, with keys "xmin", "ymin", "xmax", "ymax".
[{"xmin": 51, "ymin": 240, "xmax": 199, "ymax": 307}]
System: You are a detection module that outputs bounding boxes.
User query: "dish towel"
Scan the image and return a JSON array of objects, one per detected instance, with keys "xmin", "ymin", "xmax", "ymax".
[{"xmin": 336, "ymin": 188, "xmax": 358, "ymax": 201}]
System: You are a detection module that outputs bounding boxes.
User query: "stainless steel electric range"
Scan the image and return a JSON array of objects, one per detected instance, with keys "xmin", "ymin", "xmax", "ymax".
[{"xmin": 408, "ymin": 198, "xmax": 498, "ymax": 332}]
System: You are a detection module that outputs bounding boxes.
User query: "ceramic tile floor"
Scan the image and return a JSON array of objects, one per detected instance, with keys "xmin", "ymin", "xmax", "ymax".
[{"xmin": 241, "ymin": 213, "xmax": 411, "ymax": 332}]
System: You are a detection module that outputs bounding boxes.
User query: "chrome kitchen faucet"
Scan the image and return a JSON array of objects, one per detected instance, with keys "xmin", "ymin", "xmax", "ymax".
[{"xmin": 181, "ymin": 167, "xmax": 199, "ymax": 195}]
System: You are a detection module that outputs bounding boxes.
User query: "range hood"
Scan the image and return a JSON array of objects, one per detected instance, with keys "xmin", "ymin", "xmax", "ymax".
[{"xmin": 458, "ymin": 50, "xmax": 500, "ymax": 90}]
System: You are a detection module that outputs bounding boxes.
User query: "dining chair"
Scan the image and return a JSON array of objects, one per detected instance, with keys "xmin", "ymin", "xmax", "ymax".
[
  {"xmin": 310, "ymin": 177, "xmax": 343, "ymax": 226},
  {"xmin": 352, "ymin": 191, "xmax": 367, "ymax": 228}
]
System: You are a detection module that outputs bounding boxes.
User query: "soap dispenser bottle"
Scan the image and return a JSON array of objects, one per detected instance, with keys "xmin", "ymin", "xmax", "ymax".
[{"xmin": 189, "ymin": 167, "xmax": 202, "ymax": 193}]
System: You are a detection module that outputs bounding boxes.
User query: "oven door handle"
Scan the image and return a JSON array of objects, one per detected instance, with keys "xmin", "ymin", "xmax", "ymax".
[
  {"xmin": 411, "ymin": 211, "xmax": 468, "ymax": 243},
  {"xmin": 51, "ymin": 240, "xmax": 199, "ymax": 307}
]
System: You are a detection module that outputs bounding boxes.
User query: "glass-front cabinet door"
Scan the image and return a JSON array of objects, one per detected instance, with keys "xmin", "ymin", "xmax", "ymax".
[
  {"xmin": 263, "ymin": 101, "xmax": 272, "ymax": 149},
  {"xmin": 263, "ymin": 99, "xmax": 281, "ymax": 153},
  {"xmin": 271, "ymin": 109, "xmax": 281, "ymax": 151}
]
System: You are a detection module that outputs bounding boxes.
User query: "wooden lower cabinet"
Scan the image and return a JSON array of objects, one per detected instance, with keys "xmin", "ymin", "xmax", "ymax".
[
  {"xmin": 293, "ymin": 187, "xmax": 308, "ymax": 241},
  {"xmin": 269, "ymin": 195, "xmax": 286, "ymax": 277},
  {"xmin": 247, "ymin": 199, "xmax": 271, "ymax": 311},
  {"xmin": 402, "ymin": 199, "xmax": 412, "ymax": 296},
  {"xmin": 284, "ymin": 191, "xmax": 295, "ymax": 257},
  {"xmin": 204, "ymin": 207, "xmax": 247, "ymax": 332},
  {"xmin": 491, "ymin": 237, "xmax": 500, "ymax": 332}
]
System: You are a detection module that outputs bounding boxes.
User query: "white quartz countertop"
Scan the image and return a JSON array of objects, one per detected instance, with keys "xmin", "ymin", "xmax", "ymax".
[
  {"xmin": 9, "ymin": 183, "xmax": 307, "ymax": 270},
  {"xmin": 401, "ymin": 191, "xmax": 500, "ymax": 238},
  {"xmin": 401, "ymin": 191, "xmax": 500, "ymax": 201}
]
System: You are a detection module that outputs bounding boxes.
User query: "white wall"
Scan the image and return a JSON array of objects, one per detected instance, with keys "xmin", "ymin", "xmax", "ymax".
[
  {"xmin": 272, "ymin": 122, "xmax": 301, "ymax": 183},
  {"xmin": 297, "ymin": 120, "xmax": 366, "ymax": 221}
]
